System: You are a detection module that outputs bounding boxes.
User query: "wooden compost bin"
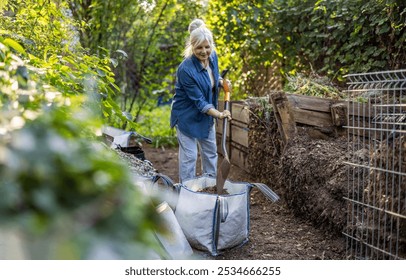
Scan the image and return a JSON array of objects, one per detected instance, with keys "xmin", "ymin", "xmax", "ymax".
[{"xmin": 216, "ymin": 92, "xmax": 369, "ymax": 172}]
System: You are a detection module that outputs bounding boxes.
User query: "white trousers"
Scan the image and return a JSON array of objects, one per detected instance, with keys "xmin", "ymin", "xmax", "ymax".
[{"xmin": 175, "ymin": 125, "xmax": 218, "ymax": 183}]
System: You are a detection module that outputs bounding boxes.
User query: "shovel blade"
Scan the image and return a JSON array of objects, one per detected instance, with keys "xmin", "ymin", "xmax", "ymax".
[{"xmin": 216, "ymin": 156, "xmax": 230, "ymax": 194}]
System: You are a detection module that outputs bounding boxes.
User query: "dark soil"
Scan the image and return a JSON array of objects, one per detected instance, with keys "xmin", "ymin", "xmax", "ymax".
[
  {"xmin": 142, "ymin": 140, "xmax": 347, "ymax": 260},
  {"xmin": 197, "ymin": 186, "xmax": 229, "ymax": 195}
]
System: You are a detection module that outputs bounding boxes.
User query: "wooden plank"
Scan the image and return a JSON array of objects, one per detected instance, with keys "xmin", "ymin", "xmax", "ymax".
[
  {"xmin": 287, "ymin": 93, "xmax": 337, "ymax": 112},
  {"xmin": 287, "ymin": 94, "xmax": 373, "ymax": 119},
  {"xmin": 270, "ymin": 92, "xmax": 297, "ymax": 143},
  {"xmin": 231, "ymin": 102, "xmax": 250, "ymax": 125},
  {"xmin": 219, "ymin": 101, "xmax": 249, "ymax": 127},
  {"xmin": 230, "ymin": 144, "xmax": 249, "ymax": 172},
  {"xmin": 217, "ymin": 123, "xmax": 248, "ymax": 150},
  {"xmin": 292, "ymin": 108, "xmax": 333, "ymax": 127},
  {"xmin": 231, "ymin": 124, "xmax": 249, "ymax": 148}
]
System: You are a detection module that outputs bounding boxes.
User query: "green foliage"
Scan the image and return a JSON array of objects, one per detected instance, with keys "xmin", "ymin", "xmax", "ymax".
[
  {"xmin": 0, "ymin": 0, "xmax": 131, "ymax": 127},
  {"xmin": 134, "ymin": 104, "xmax": 177, "ymax": 148},
  {"xmin": 271, "ymin": 0, "xmax": 406, "ymax": 79},
  {"xmin": 1, "ymin": 118, "xmax": 162, "ymax": 258},
  {"xmin": 208, "ymin": 0, "xmax": 406, "ymax": 95},
  {"xmin": 284, "ymin": 73, "xmax": 344, "ymax": 99},
  {"xmin": 0, "ymin": 2, "xmax": 164, "ymax": 259},
  {"xmin": 1, "ymin": 0, "xmax": 80, "ymax": 57},
  {"xmin": 64, "ymin": 0, "xmax": 206, "ymax": 145},
  {"xmin": 207, "ymin": 0, "xmax": 276, "ymax": 99},
  {"xmin": 68, "ymin": 0, "xmax": 204, "ymax": 129}
]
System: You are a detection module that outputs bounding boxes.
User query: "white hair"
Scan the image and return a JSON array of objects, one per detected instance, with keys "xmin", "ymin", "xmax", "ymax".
[
  {"xmin": 183, "ymin": 20, "xmax": 215, "ymax": 58},
  {"xmin": 188, "ymin": 18, "xmax": 205, "ymax": 33}
]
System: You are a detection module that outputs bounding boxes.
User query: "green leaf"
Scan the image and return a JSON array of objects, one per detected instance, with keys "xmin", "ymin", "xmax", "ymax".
[{"xmin": 3, "ymin": 38, "xmax": 26, "ymax": 55}]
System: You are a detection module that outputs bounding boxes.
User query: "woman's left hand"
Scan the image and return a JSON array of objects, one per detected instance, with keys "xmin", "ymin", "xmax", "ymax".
[{"xmin": 219, "ymin": 110, "xmax": 232, "ymax": 120}]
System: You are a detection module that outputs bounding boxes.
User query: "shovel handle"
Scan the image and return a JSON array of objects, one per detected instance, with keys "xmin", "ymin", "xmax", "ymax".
[
  {"xmin": 223, "ymin": 80, "xmax": 231, "ymax": 102},
  {"xmin": 221, "ymin": 79, "xmax": 231, "ymax": 155}
]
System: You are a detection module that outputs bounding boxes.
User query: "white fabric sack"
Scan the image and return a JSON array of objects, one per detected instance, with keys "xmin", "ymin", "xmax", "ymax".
[
  {"xmin": 155, "ymin": 202, "xmax": 194, "ymax": 259},
  {"xmin": 174, "ymin": 177, "xmax": 249, "ymax": 255},
  {"xmin": 111, "ymin": 132, "xmax": 133, "ymax": 148},
  {"xmin": 133, "ymin": 174, "xmax": 192, "ymax": 259},
  {"xmin": 133, "ymin": 174, "xmax": 179, "ymax": 210},
  {"xmin": 136, "ymin": 174, "xmax": 279, "ymax": 257},
  {"xmin": 174, "ymin": 176, "xmax": 279, "ymax": 256}
]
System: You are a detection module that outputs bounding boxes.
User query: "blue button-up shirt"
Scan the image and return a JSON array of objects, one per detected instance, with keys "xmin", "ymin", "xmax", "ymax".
[{"xmin": 170, "ymin": 52, "xmax": 221, "ymax": 139}]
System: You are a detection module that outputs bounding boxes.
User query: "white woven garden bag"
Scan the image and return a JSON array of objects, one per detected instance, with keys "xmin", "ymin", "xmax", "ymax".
[{"xmin": 174, "ymin": 175, "xmax": 279, "ymax": 256}]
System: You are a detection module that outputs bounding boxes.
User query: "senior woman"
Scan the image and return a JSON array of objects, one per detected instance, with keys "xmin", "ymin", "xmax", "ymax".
[{"xmin": 170, "ymin": 19, "xmax": 231, "ymax": 183}]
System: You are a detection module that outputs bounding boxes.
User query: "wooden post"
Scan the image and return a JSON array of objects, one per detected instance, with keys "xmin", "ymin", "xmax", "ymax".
[
  {"xmin": 270, "ymin": 91, "xmax": 297, "ymax": 143},
  {"xmin": 331, "ymin": 103, "xmax": 348, "ymax": 127}
]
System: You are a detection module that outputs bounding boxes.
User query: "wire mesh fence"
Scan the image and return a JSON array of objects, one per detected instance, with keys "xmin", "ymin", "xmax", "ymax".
[{"xmin": 343, "ymin": 69, "xmax": 406, "ymax": 260}]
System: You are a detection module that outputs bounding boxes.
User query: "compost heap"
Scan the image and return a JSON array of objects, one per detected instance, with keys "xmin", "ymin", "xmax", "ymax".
[
  {"xmin": 247, "ymin": 100, "xmax": 350, "ymax": 237},
  {"xmin": 247, "ymin": 98, "xmax": 405, "ymax": 258}
]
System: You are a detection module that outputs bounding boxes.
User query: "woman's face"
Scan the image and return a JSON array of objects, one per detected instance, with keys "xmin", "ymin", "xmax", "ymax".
[{"xmin": 193, "ymin": 39, "xmax": 212, "ymax": 63}]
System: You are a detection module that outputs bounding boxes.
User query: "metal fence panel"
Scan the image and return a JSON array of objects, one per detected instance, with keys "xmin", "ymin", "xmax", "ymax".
[{"xmin": 344, "ymin": 69, "xmax": 406, "ymax": 260}]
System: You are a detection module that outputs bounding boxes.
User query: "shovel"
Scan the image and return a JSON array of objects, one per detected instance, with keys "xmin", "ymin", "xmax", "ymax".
[{"xmin": 216, "ymin": 78, "xmax": 231, "ymax": 194}]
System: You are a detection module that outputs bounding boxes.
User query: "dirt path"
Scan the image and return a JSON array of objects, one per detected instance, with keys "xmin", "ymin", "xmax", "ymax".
[{"xmin": 142, "ymin": 145, "xmax": 346, "ymax": 260}]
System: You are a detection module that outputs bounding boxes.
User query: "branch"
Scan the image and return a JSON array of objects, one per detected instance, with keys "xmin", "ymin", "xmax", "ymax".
[{"xmin": 127, "ymin": 0, "xmax": 170, "ymax": 113}]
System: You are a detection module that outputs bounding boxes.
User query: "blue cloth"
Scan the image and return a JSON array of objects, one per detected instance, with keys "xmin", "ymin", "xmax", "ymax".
[
  {"xmin": 170, "ymin": 52, "xmax": 221, "ymax": 139},
  {"xmin": 157, "ymin": 95, "xmax": 172, "ymax": 106}
]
